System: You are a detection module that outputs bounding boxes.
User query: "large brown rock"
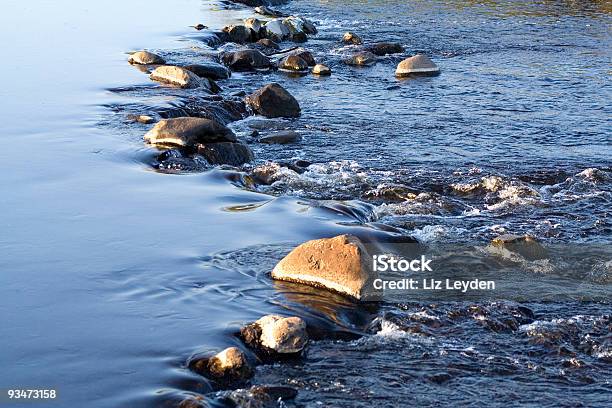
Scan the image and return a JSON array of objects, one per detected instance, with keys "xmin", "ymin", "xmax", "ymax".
[
  {"xmin": 289, "ymin": 48, "xmax": 316, "ymax": 66},
  {"xmin": 222, "ymin": 49, "xmax": 272, "ymax": 72},
  {"xmin": 271, "ymin": 235, "xmax": 378, "ymax": 300},
  {"xmin": 150, "ymin": 66, "xmax": 207, "ymax": 89},
  {"xmin": 395, "ymin": 54, "xmax": 440, "ymax": 77},
  {"xmin": 144, "ymin": 117, "xmax": 236, "ymax": 147},
  {"xmin": 128, "ymin": 50, "xmax": 165, "ymax": 65},
  {"xmin": 196, "ymin": 142, "xmax": 254, "ymax": 166},
  {"xmin": 279, "ymin": 55, "xmax": 308, "ymax": 72},
  {"xmin": 246, "ymin": 83, "xmax": 300, "ymax": 118},
  {"xmin": 189, "ymin": 347, "xmax": 253, "ymax": 387}
]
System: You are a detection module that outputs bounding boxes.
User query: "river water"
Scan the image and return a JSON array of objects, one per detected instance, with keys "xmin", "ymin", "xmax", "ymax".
[{"xmin": 1, "ymin": 0, "xmax": 610, "ymax": 407}]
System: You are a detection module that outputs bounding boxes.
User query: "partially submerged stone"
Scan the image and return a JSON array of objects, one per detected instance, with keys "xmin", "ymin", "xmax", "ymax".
[
  {"xmin": 395, "ymin": 54, "xmax": 440, "ymax": 77},
  {"xmin": 144, "ymin": 117, "xmax": 236, "ymax": 147},
  {"xmin": 189, "ymin": 347, "xmax": 253, "ymax": 387},
  {"xmin": 368, "ymin": 42, "xmax": 405, "ymax": 56},
  {"xmin": 127, "ymin": 114, "xmax": 154, "ymax": 124},
  {"xmin": 244, "ymin": 17, "xmax": 263, "ymax": 35},
  {"xmin": 490, "ymin": 234, "xmax": 548, "ymax": 261},
  {"xmin": 259, "ymin": 130, "xmax": 301, "ymax": 144},
  {"xmin": 344, "ymin": 51, "xmax": 377, "ymax": 67},
  {"xmin": 263, "ymin": 19, "xmax": 290, "ymax": 42},
  {"xmin": 254, "ymin": 6, "xmax": 288, "ymax": 18},
  {"xmin": 342, "ymin": 32, "xmax": 362, "ymax": 45},
  {"xmin": 150, "ymin": 66, "xmax": 207, "ymax": 89},
  {"xmin": 312, "ymin": 63, "xmax": 331, "ymax": 76},
  {"xmin": 221, "ymin": 385, "xmax": 298, "ymax": 407},
  {"xmin": 240, "ymin": 315, "xmax": 308, "ymax": 358},
  {"xmin": 279, "ymin": 55, "xmax": 308, "ymax": 73},
  {"xmin": 128, "ymin": 50, "xmax": 165, "ymax": 65},
  {"xmin": 289, "ymin": 48, "xmax": 316, "ymax": 66},
  {"xmin": 184, "ymin": 62, "xmax": 231, "ymax": 80},
  {"xmin": 256, "ymin": 38, "xmax": 280, "ymax": 50},
  {"xmin": 221, "ymin": 49, "xmax": 272, "ymax": 72},
  {"xmin": 246, "ymin": 83, "xmax": 301, "ymax": 118},
  {"xmin": 196, "ymin": 142, "xmax": 254, "ymax": 166},
  {"xmin": 271, "ymin": 234, "xmax": 378, "ymax": 300},
  {"xmin": 223, "ymin": 24, "xmax": 253, "ymax": 44}
]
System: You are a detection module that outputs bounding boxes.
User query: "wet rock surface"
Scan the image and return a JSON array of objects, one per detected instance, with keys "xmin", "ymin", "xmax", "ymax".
[
  {"xmin": 367, "ymin": 42, "xmax": 404, "ymax": 56},
  {"xmin": 184, "ymin": 63, "xmax": 231, "ymax": 80},
  {"xmin": 395, "ymin": 54, "xmax": 440, "ymax": 77},
  {"xmin": 128, "ymin": 50, "xmax": 165, "ymax": 65},
  {"xmin": 258, "ymin": 130, "xmax": 301, "ymax": 144},
  {"xmin": 344, "ymin": 51, "xmax": 377, "ymax": 66},
  {"xmin": 221, "ymin": 49, "xmax": 272, "ymax": 72},
  {"xmin": 144, "ymin": 117, "xmax": 236, "ymax": 147},
  {"xmin": 150, "ymin": 66, "xmax": 212, "ymax": 89},
  {"xmin": 246, "ymin": 83, "xmax": 301, "ymax": 118},
  {"xmin": 188, "ymin": 347, "xmax": 253, "ymax": 388},
  {"xmin": 240, "ymin": 314, "xmax": 309, "ymax": 360}
]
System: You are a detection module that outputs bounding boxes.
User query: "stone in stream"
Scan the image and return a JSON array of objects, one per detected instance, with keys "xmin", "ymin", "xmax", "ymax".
[
  {"xmin": 271, "ymin": 234, "xmax": 379, "ymax": 301},
  {"xmin": 222, "ymin": 24, "xmax": 253, "ymax": 44},
  {"xmin": 255, "ymin": 38, "xmax": 280, "ymax": 50},
  {"xmin": 246, "ymin": 83, "xmax": 301, "ymax": 118},
  {"xmin": 188, "ymin": 347, "xmax": 253, "ymax": 387},
  {"xmin": 259, "ymin": 130, "xmax": 301, "ymax": 144},
  {"xmin": 244, "ymin": 17, "xmax": 263, "ymax": 36},
  {"xmin": 191, "ymin": 23, "xmax": 208, "ymax": 31},
  {"xmin": 312, "ymin": 63, "xmax": 331, "ymax": 76},
  {"xmin": 144, "ymin": 117, "xmax": 236, "ymax": 147},
  {"xmin": 278, "ymin": 55, "xmax": 308, "ymax": 73},
  {"xmin": 254, "ymin": 5, "xmax": 288, "ymax": 18},
  {"xmin": 289, "ymin": 48, "xmax": 316, "ymax": 66},
  {"xmin": 262, "ymin": 19, "xmax": 290, "ymax": 42},
  {"xmin": 282, "ymin": 16, "xmax": 312, "ymax": 41},
  {"xmin": 150, "ymin": 66, "xmax": 211, "ymax": 89},
  {"xmin": 240, "ymin": 315, "xmax": 308, "ymax": 359},
  {"xmin": 490, "ymin": 234, "xmax": 548, "ymax": 261},
  {"xmin": 220, "ymin": 385, "xmax": 298, "ymax": 407},
  {"xmin": 395, "ymin": 54, "xmax": 440, "ymax": 77},
  {"xmin": 221, "ymin": 49, "xmax": 272, "ymax": 71},
  {"xmin": 342, "ymin": 31, "xmax": 362, "ymax": 45},
  {"xmin": 367, "ymin": 42, "xmax": 405, "ymax": 56},
  {"xmin": 344, "ymin": 51, "xmax": 377, "ymax": 67},
  {"xmin": 126, "ymin": 114, "xmax": 155, "ymax": 124},
  {"xmin": 196, "ymin": 142, "xmax": 254, "ymax": 166},
  {"xmin": 184, "ymin": 62, "xmax": 231, "ymax": 80},
  {"xmin": 128, "ymin": 50, "xmax": 165, "ymax": 65}
]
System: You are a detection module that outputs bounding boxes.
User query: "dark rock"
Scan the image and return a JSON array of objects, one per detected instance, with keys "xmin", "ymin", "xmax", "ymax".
[
  {"xmin": 191, "ymin": 24, "xmax": 208, "ymax": 31},
  {"xmin": 221, "ymin": 49, "xmax": 272, "ymax": 72},
  {"xmin": 291, "ymin": 31, "xmax": 308, "ymax": 43},
  {"xmin": 184, "ymin": 63, "xmax": 231, "ymax": 80},
  {"xmin": 223, "ymin": 24, "xmax": 253, "ymax": 44},
  {"xmin": 367, "ymin": 42, "xmax": 405, "ymax": 56},
  {"xmin": 254, "ymin": 6, "xmax": 288, "ymax": 18},
  {"xmin": 259, "ymin": 130, "xmax": 301, "ymax": 144},
  {"xmin": 289, "ymin": 48, "xmax": 316, "ymax": 66},
  {"xmin": 188, "ymin": 347, "xmax": 253, "ymax": 388},
  {"xmin": 279, "ymin": 55, "xmax": 308, "ymax": 72},
  {"xmin": 256, "ymin": 38, "xmax": 280, "ymax": 50},
  {"xmin": 144, "ymin": 117, "xmax": 236, "ymax": 147},
  {"xmin": 246, "ymin": 83, "xmax": 300, "ymax": 118},
  {"xmin": 342, "ymin": 32, "xmax": 362, "ymax": 45},
  {"xmin": 197, "ymin": 142, "xmax": 254, "ymax": 166},
  {"xmin": 250, "ymin": 386, "xmax": 298, "ymax": 401},
  {"xmin": 344, "ymin": 51, "xmax": 377, "ymax": 67}
]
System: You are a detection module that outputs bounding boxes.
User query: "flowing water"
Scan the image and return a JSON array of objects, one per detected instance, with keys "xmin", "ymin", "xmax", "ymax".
[{"xmin": 1, "ymin": 0, "xmax": 611, "ymax": 407}]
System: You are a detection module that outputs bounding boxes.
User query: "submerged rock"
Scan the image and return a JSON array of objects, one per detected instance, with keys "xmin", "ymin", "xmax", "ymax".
[
  {"xmin": 188, "ymin": 347, "xmax": 253, "ymax": 387},
  {"xmin": 279, "ymin": 55, "xmax": 308, "ymax": 73},
  {"xmin": 219, "ymin": 385, "xmax": 298, "ymax": 408},
  {"xmin": 312, "ymin": 63, "xmax": 331, "ymax": 76},
  {"xmin": 344, "ymin": 51, "xmax": 377, "ymax": 67},
  {"xmin": 184, "ymin": 63, "xmax": 231, "ymax": 80},
  {"xmin": 255, "ymin": 38, "xmax": 280, "ymax": 50},
  {"xmin": 259, "ymin": 130, "xmax": 301, "ymax": 144},
  {"xmin": 126, "ymin": 114, "xmax": 154, "ymax": 124},
  {"xmin": 128, "ymin": 50, "xmax": 165, "ymax": 65},
  {"xmin": 150, "ymin": 66, "xmax": 210, "ymax": 89},
  {"xmin": 367, "ymin": 42, "xmax": 405, "ymax": 56},
  {"xmin": 196, "ymin": 142, "xmax": 254, "ymax": 166},
  {"xmin": 490, "ymin": 234, "xmax": 548, "ymax": 261},
  {"xmin": 271, "ymin": 234, "xmax": 379, "ymax": 300},
  {"xmin": 395, "ymin": 54, "xmax": 440, "ymax": 77},
  {"xmin": 342, "ymin": 32, "xmax": 362, "ymax": 45},
  {"xmin": 221, "ymin": 49, "xmax": 272, "ymax": 72},
  {"xmin": 240, "ymin": 315, "xmax": 308, "ymax": 358},
  {"xmin": 246, "ymin": 83, "xmax": 301, "ymax": 118},
  {"xmin": 144, "ymin": 117, "xmax": 236, "ymax": 147},
  {"xmin": 223, "ymin": 24, "xmax": 253, "ymax": 44}
]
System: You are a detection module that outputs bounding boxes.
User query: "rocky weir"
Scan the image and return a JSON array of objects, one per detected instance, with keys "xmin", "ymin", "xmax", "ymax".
[{"xmin": 104, "ymin": 0, "xmax": 611, "ymax": 407}]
